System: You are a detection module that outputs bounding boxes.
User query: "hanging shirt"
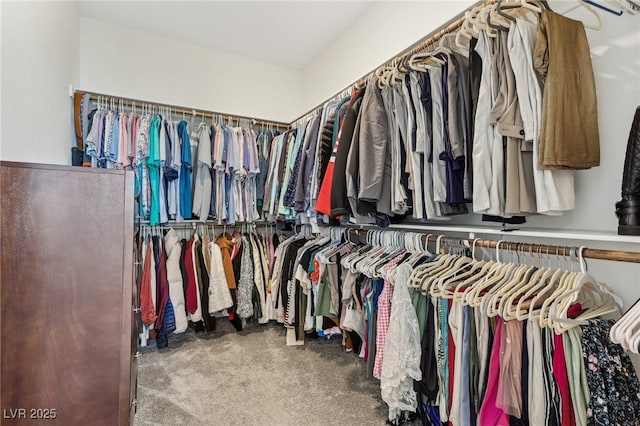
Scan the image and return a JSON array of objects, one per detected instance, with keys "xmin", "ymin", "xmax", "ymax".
[
  {"xmin": 117, "ymin": 113, "xmax": 129, "ymax": 168},
  {"xmin": 166, "ymin": 120, "xmax": 182, "ymax": 221},
  {"xmin": 178, "ymin": 120, "xmax": 192, "ymax": 219},
  {"xmin": 147, "ymin": 116, "xmax": 161, "ymax": 226},
  {"xmin": 192, "ymin": 123, "xmax": 212, "ymax": 221},
  {"xmin": 137, "ymin": 116, "xmax": 151, "ymax": 219},
  {"xmin": 158, "ymin": 117, "xmax": 169, "ymax": 224}
]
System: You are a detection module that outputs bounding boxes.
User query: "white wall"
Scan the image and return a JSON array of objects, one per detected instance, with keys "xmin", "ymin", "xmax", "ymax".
[
  {"xmin": 79, "ymin": 17, "xmax": 303, "ymax": 124},
  {"xmin": 301, "ymin": 1, "xmax": 476, "ymax": 115},
  {"xmin": 1, "ymin": 1, "xmax": 79, "ymax": 165}
]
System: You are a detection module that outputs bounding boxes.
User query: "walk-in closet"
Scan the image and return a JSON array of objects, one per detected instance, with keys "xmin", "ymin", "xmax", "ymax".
[{"xmin": 2, "ymin": 1, "xmax": 640, "ymax": 425}]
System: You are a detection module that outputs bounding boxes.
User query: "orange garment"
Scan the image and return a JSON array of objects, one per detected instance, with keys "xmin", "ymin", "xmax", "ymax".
[
  {"xmin": 216, "ymin": 233, "xmax": 237, "ymax": 289},
  {"xmin": 140, "ymin": 238, "xmax": 157, "ymax": 327}
]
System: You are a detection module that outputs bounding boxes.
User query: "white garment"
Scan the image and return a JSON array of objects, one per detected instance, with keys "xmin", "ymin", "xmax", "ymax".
[
  {"xmin": 527, "ymin": 320, "xmax": 547, "ymax": 426},
  {"xmin": 564, "ymin": 327, "xmax": 589, "ymax": 426},
  {"xmin": 381, "ymin": 271, "xmax": 422, "ymax": 422},
  {"xmin": 164, "ymin": 229, "xmax": 188, "ymax": 333},
  {"xmin": 230, "ymin": 127, "xmax": 246, "ymax": 223},
  {"xmin": 472, "ymin": 32, "xmax": 505, "ymax": 215},
  {"xmin": 509, "ymin": 18, "xmax": 574, "ymax": 215},
  {"xmin": 429, "ymin": 66, "xmax": 448, "ymax": 203},
  {"xmin": 208, "ymin": 242, "xmax": 234, "ymax": 314},
  {"xmin": 408, "ymin": 72, "xmax": 426, "ymax": 219}
]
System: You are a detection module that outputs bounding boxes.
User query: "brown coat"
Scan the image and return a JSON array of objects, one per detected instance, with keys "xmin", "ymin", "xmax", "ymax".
[
  {"xmin": 216, "ymin": 234, "xmax": 237, "ymax": 289},
  {"xmin": 535, "ymin": 10, "xmax": 600, "ymax": 170}
]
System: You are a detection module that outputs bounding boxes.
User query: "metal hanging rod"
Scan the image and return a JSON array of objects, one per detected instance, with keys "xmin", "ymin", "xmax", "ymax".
[
  {"xmin": 343, "ymin": 227, "xmax": 640, "ymax": 264},
  {"xmin": 77, "ymin": 90, "xmax": 291, "ymax": 130},
  {"xmin": 139, "ymin": 220, "xmax": 274, "ymax": 229}
]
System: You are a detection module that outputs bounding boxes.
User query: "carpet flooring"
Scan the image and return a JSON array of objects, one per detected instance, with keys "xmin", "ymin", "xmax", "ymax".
[{"xmin": 133, "ymin": 322, "xmax": 393, "ymax": 426}]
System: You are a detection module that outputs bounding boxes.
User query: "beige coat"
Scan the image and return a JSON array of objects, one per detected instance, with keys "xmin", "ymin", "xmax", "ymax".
[{"xmin": 535, "ymin": 10, "xmax": 600, "ymax": 170}]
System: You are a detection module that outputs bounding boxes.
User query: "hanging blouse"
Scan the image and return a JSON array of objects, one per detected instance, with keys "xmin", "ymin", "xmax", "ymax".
[{"xmin": 380, "ymin": 264, "xmax": 422, "ymax": 422}]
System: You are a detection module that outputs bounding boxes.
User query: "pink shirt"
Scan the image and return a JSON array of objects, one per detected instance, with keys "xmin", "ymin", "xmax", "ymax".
[
  {"xmin": 478, "ymin": 317, "xmax": 510, "ymax": 426},
  {"xmin": 553, "ymin": 332, "xmax": 576, "ymax": 426}
]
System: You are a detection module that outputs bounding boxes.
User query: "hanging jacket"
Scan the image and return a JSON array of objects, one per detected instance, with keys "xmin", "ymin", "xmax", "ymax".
[
  {"xmin": 208, "ymin": 242, "xmax": 234, "ymax": 314},
  {"xmin": 315, "ymin": 94, "xmax": 355, "ymax": 215},
  {"xmin": 178, "ymin": 120, "xmax": 192, "ymax": 219},
  {"xmin": 216, "ymin": 234, "xmax": 237, "ymax": 289},
  {"xmin": 165, "ymin": 229, "xmax": 188, "ymax": 333},
  {"xmin": 358, "ymin": 83, "xmax": 393, "ymax": 216},
  {"xmin": 184, "ymin": 236, "xmax": 202, "ymax": 321},
  {"xmin": 195, "ymin": 237, "xmax": 216, "ymax": 331},
  {"xmin": 330, "ymin": 89, "xmax": 365, "ymax": 217}
]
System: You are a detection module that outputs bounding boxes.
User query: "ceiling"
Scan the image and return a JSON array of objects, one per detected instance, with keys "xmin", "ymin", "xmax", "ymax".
[{"xmin": 75, "ymin": 1, "xmax": 375, "ymax": 70}]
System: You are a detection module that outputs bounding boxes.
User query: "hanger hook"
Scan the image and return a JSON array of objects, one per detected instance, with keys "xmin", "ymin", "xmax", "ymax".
[
  {"xmin": 496, "ymin": 240, "xmax": 504, "ymax": 263},
  {"xmin": 472, "ymin": 238, "xmax": 480, "ymax": 261},
  {"xmin": 436, "ymin": 235, "xmax": 444, "ymax": 254},
  {"xmin": 578, "ymin": 246, "xmax": 587, "ymax": 273}
]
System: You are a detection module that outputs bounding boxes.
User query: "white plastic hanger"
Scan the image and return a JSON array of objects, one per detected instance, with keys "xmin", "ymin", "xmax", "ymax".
[
  {"xmin": 576, "ymin": 0, "xmax": 603, "ymax": 30},
  {"xmin": 610, "ymin": 298, "xmax": 640, "ymax": 349},
  {"xmin": 550, "ymin": 247, "xmax": 622, "ymax": 332}
]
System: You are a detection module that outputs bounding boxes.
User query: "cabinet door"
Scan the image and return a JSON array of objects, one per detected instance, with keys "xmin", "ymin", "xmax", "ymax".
[{"xmin": 0, "ymin": 163, "xmax": 133, "ymax": 426}]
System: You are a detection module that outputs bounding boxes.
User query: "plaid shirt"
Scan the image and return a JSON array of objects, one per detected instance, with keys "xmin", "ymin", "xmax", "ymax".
[{"xmin": 373, "ymin": 254, "xmax": 406, "ymax": 380}]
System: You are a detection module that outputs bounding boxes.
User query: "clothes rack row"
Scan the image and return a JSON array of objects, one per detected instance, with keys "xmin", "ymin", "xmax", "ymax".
[
  {"xmin": 340, "ymin": 227, "xmax": 640, "ymax": 264},
  {"xmin": 138, "ymin": 223, "xmax": 284, "ymax": 349},
  {"xmin": 75, "ymin": 92, "xmax": 286, "ymax": 225},
  {"xmin": 76, "ymin": 90, "xmax": 290, "ymax": 131},
  {"xmin": 278, "ymin": 224, "xmax": 639, "ymax": 424}
]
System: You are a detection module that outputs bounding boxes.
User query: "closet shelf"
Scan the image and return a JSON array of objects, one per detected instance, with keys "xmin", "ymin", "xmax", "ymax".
[{"xmin": 350, "ymin": 223, "xmax": 640, "ymax": 244}]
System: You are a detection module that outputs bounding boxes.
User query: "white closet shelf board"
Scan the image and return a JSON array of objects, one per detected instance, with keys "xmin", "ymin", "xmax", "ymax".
[{"xmin": 349, "ymin": 223, "xmax": 640, "ymax": 245}]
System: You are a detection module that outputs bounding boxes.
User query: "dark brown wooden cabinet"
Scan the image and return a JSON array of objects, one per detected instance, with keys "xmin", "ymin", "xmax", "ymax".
[{"xmin": 0, "ymin": 162, "xmax": 138, "ymax": 425}]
